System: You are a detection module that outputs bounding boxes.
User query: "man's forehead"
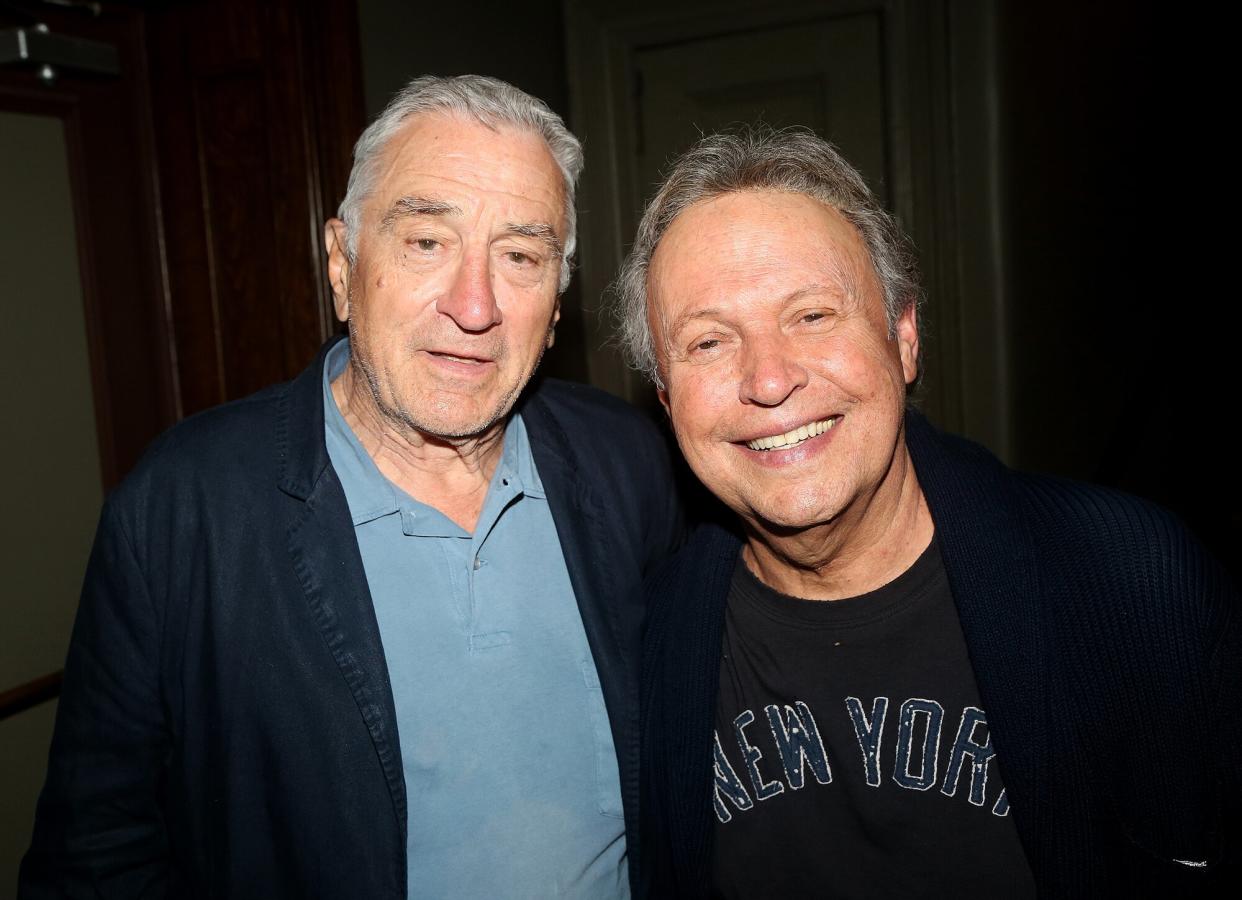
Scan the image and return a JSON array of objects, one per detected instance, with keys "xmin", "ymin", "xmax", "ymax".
[
  {"xmin": 651, "ymin": 194, "xmax": 870, "ymax": 294},
  {"xmin": 660, "ymin": 191, "xmax": 864, "ymax": 255},
  {"xmin": 375, "ymin": 112, "xmax": 562, "ymax": 202}
]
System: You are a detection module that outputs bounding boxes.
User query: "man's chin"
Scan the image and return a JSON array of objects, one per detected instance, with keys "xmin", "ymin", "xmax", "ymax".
[
  {"xmin": 738, "ymin": 498, "xmax": 843, "ymax": 536},
  {"xmin": 415, "ymin": 411, "xmax": 508, "ymax": 442},
  {"xmin": 428, "ymin": 391, "xmax": 531, "ymax": 442}
]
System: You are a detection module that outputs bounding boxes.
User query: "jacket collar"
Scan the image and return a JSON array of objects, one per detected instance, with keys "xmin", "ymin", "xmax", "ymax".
[
  {"xmin": 518, "ymin": 381, "xmax": 645, "ymax": 883},
  {"xmin": 904, "ymin": 409, "xmax": 1046, "ymax": 865},
  {"xmin": 277, "ymin": 334, "xmax": 345, "ymax": 502},
  {"xmin": 515, "ymin": 380, "xmax": 623, "ymax": 671},
  {"xmin": 277, "ymin": 335, "xmax": 408, "ymax": 895}
]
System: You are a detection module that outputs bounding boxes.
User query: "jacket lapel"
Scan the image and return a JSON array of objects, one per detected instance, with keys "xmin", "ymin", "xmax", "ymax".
[
  {"xmin": 521, "ymin": 390, "xmax": 643, "ymax": 861},
  {"xmin": 522, "ymin": 392, "xmax": 629, "ymax": 736},
  {"xmin": 663, "ymin": 522, "xmax": 741, "ymax": 893},
  {"xmin": 905, "ymin": 411, "xmax": 1046, "ymax": 867},
  {"xmin": 277, "ymin": 340, "xmax": 407, "ymax": 852}
]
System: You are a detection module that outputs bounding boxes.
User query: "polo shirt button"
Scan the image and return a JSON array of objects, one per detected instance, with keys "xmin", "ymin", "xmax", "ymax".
[{"xmin": 473, "ymin": 557, "xmax": 483, "ymax": 570}]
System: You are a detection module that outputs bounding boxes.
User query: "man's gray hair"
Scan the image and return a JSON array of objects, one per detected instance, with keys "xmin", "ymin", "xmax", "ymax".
[
  {"xmin": 615, "ymin": 126, "xmax": 923, "ymax": 383},
  {"xmin": 338, "ymin": 74, "xmax": 584, "ymax": 293}
]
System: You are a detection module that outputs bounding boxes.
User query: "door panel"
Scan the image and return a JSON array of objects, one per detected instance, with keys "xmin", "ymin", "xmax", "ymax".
[{"xmin": 634, "ymin": 14, "xmax": 888, "ymax": 206}]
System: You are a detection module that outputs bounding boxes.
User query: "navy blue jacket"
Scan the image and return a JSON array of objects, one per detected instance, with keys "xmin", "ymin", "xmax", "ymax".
[
  {"xmin": 642, "ymin": 411, "xmax": 1239, "ymax": 897},
  {"xmin": 21, "ymin": 337, "xmax": 683, "ymax": 899}
]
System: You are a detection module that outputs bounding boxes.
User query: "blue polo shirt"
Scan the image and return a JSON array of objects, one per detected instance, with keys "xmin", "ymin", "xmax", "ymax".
[{"xmin": 322, "ymin": 341, "xmax": 628, "ymax": 898}]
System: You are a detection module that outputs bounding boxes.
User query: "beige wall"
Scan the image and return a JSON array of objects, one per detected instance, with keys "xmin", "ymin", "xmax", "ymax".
[{"xmin": 0, "ymin": 109, "xmax": 103, "ymax": 897}]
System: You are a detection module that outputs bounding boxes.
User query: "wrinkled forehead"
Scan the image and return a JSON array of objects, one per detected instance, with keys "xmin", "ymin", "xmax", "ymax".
[
  {"xmin": 647, "ymin": 190, "xmax": 877, "ymax": 315},
  {"xmin": 369, "ymin": 111, "xmax": 566, "ymax": 223}
]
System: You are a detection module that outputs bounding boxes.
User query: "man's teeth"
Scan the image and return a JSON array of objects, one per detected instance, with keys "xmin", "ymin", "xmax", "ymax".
[{"xmin": 746, "ymin": 418, "xmax": 836, "ymax": 451}]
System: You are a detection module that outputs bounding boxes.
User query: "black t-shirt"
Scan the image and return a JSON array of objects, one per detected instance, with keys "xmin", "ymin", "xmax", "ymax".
[{"xmin": 711, "ymin": 539, "xmax": 1036, "ymax": 899}]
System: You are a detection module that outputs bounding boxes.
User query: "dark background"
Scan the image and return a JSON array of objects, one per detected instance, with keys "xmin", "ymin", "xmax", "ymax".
[{"xmin": 1, "ymin": 0, "xmax": 1233, "ymax": 571}]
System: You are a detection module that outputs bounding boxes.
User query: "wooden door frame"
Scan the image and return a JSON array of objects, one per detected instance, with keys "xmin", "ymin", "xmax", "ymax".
[{"xmin": 563, "ymin": 0, "xmax": 1011, "ymax": 457}]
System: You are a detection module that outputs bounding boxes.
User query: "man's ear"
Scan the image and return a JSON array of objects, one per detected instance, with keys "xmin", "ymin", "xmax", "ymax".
[
  {"xmin": 324, "ymin": 219, "xmax": 351, "ymax": 322},
  {"xmin": 895, "ymin": 302, "xmax": 920, "ymax": 386},
  {"xmin": 648, "ymin": 304, "xmax": 673, "ymax": 417},
  {"xmin": 546, "ymin": 299, "xmax": 561, "ymax": 349}
]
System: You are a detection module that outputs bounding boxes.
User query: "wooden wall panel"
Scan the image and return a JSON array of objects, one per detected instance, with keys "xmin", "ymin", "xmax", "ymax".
[
  {"xmin": 195, "ymin": 67, "xmax": 290, "ymax": 397},
  {"xmin": 147, "ymin": 0, "xmax": 364, "ymax": 415}
]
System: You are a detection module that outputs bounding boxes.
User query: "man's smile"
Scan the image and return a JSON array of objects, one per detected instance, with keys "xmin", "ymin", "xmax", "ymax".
[{"xmin": 743, "ymin": 416, "xmax": 840, "ymax": 451}]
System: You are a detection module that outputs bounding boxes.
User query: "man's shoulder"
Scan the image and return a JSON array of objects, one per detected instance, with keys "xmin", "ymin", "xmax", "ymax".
[
  {"xmin": 522, "ymin": 377, "xmax": 669, "ymax": 465},
  {"xmin": 645, "ymin": 518, "xmax": 740, "ymax": 595},
  {"xmin": 936, "ymin": 436, "xmax": 1234, "ymax": 631},
  {"xmin": 1006, "ymin": 469, "xmax": 1200, "ymax": 572},
  {"xmin": 525, "ymin": 376, "xmax": 657, "ymax": 430},
  {"xmin": 911, "ymin": 411, "xmax": 1232, "ymax": 620},
  {"xmin": 910, "ymin": 410, "xmax": 1202, "ymax": 570},
  {"xmin": 522, "ymin": 378, "xmax": 686, "ymax": 560},
  {"xmin": 112, "ymin": 380, "xmax": 292, "ymax": 504}
]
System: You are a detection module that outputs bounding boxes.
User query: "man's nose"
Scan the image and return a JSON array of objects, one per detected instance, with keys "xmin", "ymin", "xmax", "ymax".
[
  {"xmin": 436, "ymin": 249, "xmax": 501, "ymax": 332},
  {"xmin": 738, "ymin": 333, "xmax": 808, "ymax": 407}
]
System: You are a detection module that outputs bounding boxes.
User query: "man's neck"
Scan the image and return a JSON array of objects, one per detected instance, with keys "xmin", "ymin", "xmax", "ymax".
[
  {"xmin": 331, "ymin": 366, "xmax": 503, "ymax": 532},
  {"xmin": 741, "ymin": 445, "xmax": 934, "ymax": 601}
]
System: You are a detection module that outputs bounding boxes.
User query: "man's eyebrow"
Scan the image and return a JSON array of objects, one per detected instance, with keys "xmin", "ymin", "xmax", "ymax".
[
  {"xmin": 379, "ymin": 196, "xmax": 462, "ymax": 231},
  {"xmin": 663, "ymin": 283, "xmax": 838, "ymax": 341},
  {"xmin": 785, "ymin": 282, "xmax": 837, "ymax": 304},
  {"xmin": 504, "ymin": 222, "xmax": 564, "ymax": 257},
  {"xmin": 666, "ymin": 307, "xmax": 723, "ymax": 341}
]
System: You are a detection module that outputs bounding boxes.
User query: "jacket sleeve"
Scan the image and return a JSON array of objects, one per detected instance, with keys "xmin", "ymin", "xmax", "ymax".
[{"xmin": 19, "ymin": 499, "xmax": 171, "ymax": 899}]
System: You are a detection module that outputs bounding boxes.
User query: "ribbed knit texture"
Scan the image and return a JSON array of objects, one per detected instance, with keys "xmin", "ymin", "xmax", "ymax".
[{"xmin": 641, "ymin": 411, "xmax": 1238, "ymax": 898}]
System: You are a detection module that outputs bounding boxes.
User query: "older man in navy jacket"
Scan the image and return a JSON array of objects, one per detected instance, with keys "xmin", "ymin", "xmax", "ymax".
[{"xmin": 21, "ymin": 75, "xmax": 681, "ymax": 899}]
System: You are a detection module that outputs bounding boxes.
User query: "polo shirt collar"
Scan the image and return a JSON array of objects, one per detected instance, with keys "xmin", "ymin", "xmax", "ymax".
[{"xmin": 321, "ymin": 340, "xmax": 545, "ymax": 533}]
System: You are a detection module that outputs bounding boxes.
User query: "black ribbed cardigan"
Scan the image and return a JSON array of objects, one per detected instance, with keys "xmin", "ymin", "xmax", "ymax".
[{"xmin": 641, "ymin": 410, "xmax": 1239, "ymax": 897}]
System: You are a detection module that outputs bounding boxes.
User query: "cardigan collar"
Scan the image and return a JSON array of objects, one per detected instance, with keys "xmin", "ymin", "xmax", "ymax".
[{"xmin": 904, "ymin": 411, "xmax": 1046, "ymax": 864}]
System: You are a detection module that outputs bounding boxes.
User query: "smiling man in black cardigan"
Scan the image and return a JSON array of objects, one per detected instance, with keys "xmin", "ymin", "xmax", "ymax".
[{"xmin": 617, "ymin": 126, "xmax": 1238, "ymax": 898}]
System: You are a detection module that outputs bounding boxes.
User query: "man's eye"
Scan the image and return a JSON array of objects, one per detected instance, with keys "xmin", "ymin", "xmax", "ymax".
[
  {"xmin": 693, "ymin": 338, "xmax": 721, "ymax": 352},
  {"xmin": 801, "ymin": 311, "xmax": 826, "ymax": 323},
  {"xmin": 506, "ymin": 251, "xmax": 535, "ymax": 265},
  {"xmin": 413, "ymin": 238, "xmax": 438, "ymax": 252}
]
